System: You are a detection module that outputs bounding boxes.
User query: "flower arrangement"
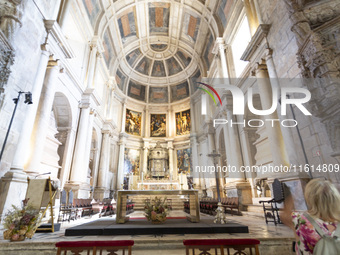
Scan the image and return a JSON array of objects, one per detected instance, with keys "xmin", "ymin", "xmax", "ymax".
[
  {"xmin": 3, "ymin": 199, "xmax": 42, "ymax": 241},
  {"xmin": 144, "ymin": 197, "xmax": 168, "ymax": 224}
]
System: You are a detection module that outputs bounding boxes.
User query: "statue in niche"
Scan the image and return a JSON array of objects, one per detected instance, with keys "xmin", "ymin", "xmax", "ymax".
[{"xmin": 0, "ymin": 0, "xmax": 23, "ymax": 40}]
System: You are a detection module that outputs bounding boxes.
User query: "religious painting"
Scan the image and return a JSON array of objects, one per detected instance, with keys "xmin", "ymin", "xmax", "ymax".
[
  {"xmin": 150, "ymin": 114, "xmax": 166, "ymax": 137},
  {"xmin": 125, "ymin": 109, "xmax": 142, "ymax": 136},
  {"xmin": 175, "ymin": 109, "xmax": 191, "ymax": 136},
  {"xmin": 177, "ymin": 148, "xmax": 192, "ymax": 174},
  {"xmin": 128, "ymin": 80, "xmax": 146, "ymax": 102},
  {"xmin": 149, "ymin": 86, "xmax": 168, "ymax": 104},
  {"xmin": 170, "ymin": 82, "xmax": 189, "ymax": 102},
  {"xmin": 124, "ymin": 148, "xmax": 140, "ymax": 175}
]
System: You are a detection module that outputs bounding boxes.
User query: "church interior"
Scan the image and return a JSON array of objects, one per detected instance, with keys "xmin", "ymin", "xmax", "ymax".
[{"xmin": 0, "ymin": 0, "xmax": 339, "ymax": 254}]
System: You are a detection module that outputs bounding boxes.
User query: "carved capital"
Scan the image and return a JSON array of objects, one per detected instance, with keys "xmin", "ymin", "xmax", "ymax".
[
  {"xmin": 212, "ymin": 37, "xmax": 226, "ymax": 55},
  {"xmin": 264, "ymin": 48, "xmax": 273, "ymax": 61},
  {"xmin": 251, "ymin": 61, "xmax": 267, "ymax": 76}
]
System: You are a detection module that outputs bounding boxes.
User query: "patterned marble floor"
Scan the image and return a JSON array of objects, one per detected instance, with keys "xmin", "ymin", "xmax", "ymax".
[
  {"xmin": 0, "ymin": 211, "xmax": 294, "ymax": 242},
  {"xmin": 0, "ymin": 211, "xmax": 296, "ymax": 255}
]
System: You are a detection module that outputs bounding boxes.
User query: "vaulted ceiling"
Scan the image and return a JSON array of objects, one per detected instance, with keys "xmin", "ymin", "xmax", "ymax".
[{"xmin": 81, "ymin": 0, "xmax": 236, "ymax": 104}]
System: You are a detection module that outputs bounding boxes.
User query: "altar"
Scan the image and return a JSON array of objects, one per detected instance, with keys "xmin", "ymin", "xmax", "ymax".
[{"xmin": 116, "ymin": 190, "xmax": 200, "ymax": 223}]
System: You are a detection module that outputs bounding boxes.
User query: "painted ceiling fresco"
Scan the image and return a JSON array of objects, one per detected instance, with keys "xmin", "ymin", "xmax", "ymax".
[
  {"xmin": 128, "ymin": 80, "xmax": 146, "ymax": 102},
  {"xmin": 135, "ymin": 57, "xmax": 152, "ymax": 75},
  {"xmin": 190, "ymin": 69, "xmax": 201, "ymax": 93},
  {"xmin": 170, "ymin": 81, "xmax": 189, "ymax": 102},
  {"xmin": 150, "ymin": 44, "xmax": 168, "ymax": 51},
  {"xmin": 115, "ymin": 69, "xmax": 126, "ymax": 91},
  {"xmin": 118, "ymin": 7, "xmax": 138, "ymax": 44},
  {"xmin": 126, "ymin": 48, "xmax": 141, "ymax": 67},
  {"xmin": 203, "ymin": 32, "xmax": 214, "ymax": 70},
  {"xmin": 166, "ymin": 57, "xmax": 183, "ymax": 76},
  {"xmin": 89, "ymin": 0, "xmax": 228, "ymax": 104},
  {"xmin": 130, "ymin": 53, "xmax": 190, "ymax": 78},
  {"xmin": 102, "ymin": 28, "xmax": 114, "ymax": 67},
  {"xmin": 152, "ymin": 60, "xmax": 166, "ymax": 77},
  {"xmin": 217, "ymin": 0, "xmax": 234, "ymax": 29},
  {"xmin": 183, "ymin": 13, "xmax": 201, "ymax": 42},
  {"xmin": 82, "ymin": 0, "xmax": 100, "ymax": 27},
  {"xmin": 149, "ymin": 2, "xmax": 170, "ymax": 35},
  {"xmin": 149, "ymin": 87, "xmax": 169, "ymax": 104},
  {"xmin": 176, "ymin": 50, "xmax": 191, "ymax": 68}
]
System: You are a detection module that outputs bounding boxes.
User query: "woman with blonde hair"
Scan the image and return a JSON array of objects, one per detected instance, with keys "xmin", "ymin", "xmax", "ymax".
[{"xmin": 282, "ymin": 178, "xmax": 340, "ymax": 254}]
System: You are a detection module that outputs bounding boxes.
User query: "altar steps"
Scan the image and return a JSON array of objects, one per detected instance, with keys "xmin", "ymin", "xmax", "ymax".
[{"xmin": 132, "ymin": 195, "xmax": 186, "ymax": 211}]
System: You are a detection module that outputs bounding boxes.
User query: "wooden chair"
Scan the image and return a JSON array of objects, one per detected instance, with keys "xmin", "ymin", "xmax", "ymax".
[
  {"xmin": 183, "ymin": 239, "xmax": 260, "ymax": 255},
  {"xmin": 259, "ymin": 179, "xmax": 284, "ymax": 225},
  {"xmin": 56, "ymin": 240, "xmax": 134, "ymax": 255}
]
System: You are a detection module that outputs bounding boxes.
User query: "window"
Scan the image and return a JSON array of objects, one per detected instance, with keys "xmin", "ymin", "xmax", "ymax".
[{"xmin": 231, "ymin": 16, "xmax": 251, "ymax": 77}]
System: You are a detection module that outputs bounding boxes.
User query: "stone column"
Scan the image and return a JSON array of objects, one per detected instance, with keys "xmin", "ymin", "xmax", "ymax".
[
  {"xmin": 224, "ymin": 104, "xmax": 244, "ymax": 179},
  {"xmin": 166, "ymin": 139, "xmax": 175, "ymax": 180},
  {"xmin": 190, "ymin": 134, "xmax": 201, "ymax": 189},
  {"xmin": 167, "ymin": 106, "xmax": 172, "ymax": 137},
  {"xmin": 94, "ymin": 129, "xmax": 110, "ymax": 200},
  {"xmin": 221, "ymin": 122, "xmax": 233, "ymax": 181},
  {"xmin": 59, "ymin": 127, "xmax": 76, "ymax": 189},
  {"xmin": 9, "ymin": 44, "xmax": 50, "ymax": 174},
  {"xmin": 117, "ymin": 133, "xmax": 128, "ymax": 189},
  {"xmin": 207, "ymin": 123, "xmax": 219, "ymax": 197},
  {"xmin": 105, "ymin": 78, "xmax": 115, "ymax": 119},
  {"xmin": 142, "ymin": 138, "xmax": 150, "ymax": 179},
  {"xmin": 121, "ymin": 100, "xmax": 127, "ymax": 132},
  {"xmin": 239, "ymin": 127, "xmax": 257, "ymax": 198},
  {"xmin": 0, "ymin": 44, "xmax": 50, "ymax": 220},
  {"xmin": 26, "ymin": 56, "xmax": 60, "ymax": 174},
  {"xmin": 264, "ymin": 49, "xmax": 298, "ymax": 165},
  {"xmin": 86, "ymin": 43, "xmax": 98, "ymax": 89},
  {"xmin": 252, "ymin": 62, "xmax": 289, "ymax": 167},
  {"xmin": 69, "ymin": 102, "xmax": 91, "ymax": 187},
  {"xmin": 144, "ymin": 106, "xmax": 149, "ymax": 137},
  {"xmin": 82, "ymin": 108, "xmax": 95, "ymax": 184},
  {"xmin": 213, "ymin": 38, "xmax": 228, "ymax": 79}
]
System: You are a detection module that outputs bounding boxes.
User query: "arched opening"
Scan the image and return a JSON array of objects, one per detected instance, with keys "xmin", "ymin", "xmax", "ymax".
[{"xmin": 53, "ymin": 92, "xmax": 72, "ymax": 186}]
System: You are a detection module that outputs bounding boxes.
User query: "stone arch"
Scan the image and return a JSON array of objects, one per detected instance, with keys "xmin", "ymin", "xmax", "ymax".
[{"xmin": 52, "ymin": 92, "xmax": 72, "ymax": 187}]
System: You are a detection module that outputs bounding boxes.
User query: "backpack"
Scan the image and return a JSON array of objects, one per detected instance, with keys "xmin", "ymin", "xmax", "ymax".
[{"xmin": 303, "ymin": 213, "xmax": 340, "ymax": 255}]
